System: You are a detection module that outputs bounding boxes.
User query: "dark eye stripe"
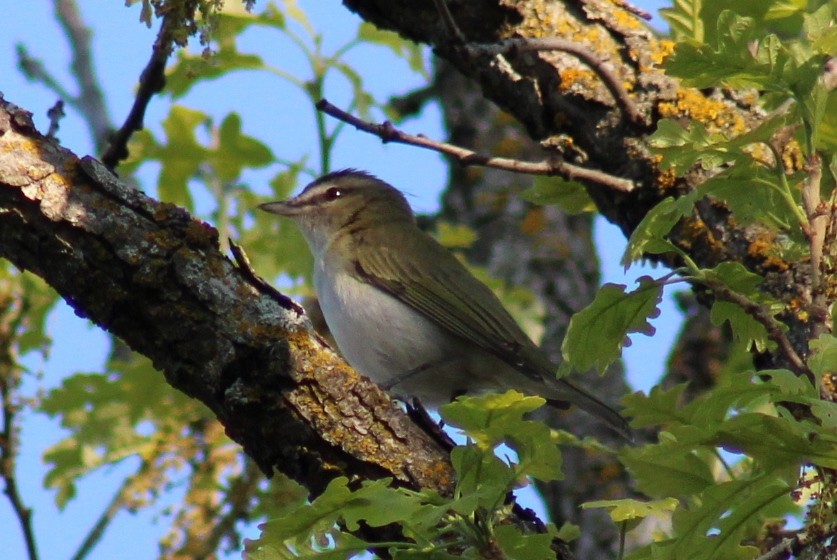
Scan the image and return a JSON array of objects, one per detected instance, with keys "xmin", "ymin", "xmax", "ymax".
[{"xmin": 300, "ymin": 185, "xmax": 353, "ymax": 206}]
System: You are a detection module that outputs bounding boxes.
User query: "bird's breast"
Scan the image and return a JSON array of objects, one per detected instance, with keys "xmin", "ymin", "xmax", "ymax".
[{"xmin": 314, "ymin": 261, "xmax": 451, "ymax": 388}]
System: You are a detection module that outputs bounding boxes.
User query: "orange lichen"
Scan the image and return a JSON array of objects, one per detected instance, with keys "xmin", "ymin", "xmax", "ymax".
[
  {"xmin": 610, "ymin": 3, "xmax": 643, "ymax": 30},
  {"xmin": 658, "ymin": 88, "xmax": 747, "ymax": 134},
  {"xmin": 558, "ymin": 67, "xmax": 597, "ymax": 93},
  {"xmin": 656, "ymin": 167, "xmax": 679, "ymax": 191},
  {"xmin": 823, "ymin": 373, "xmax": 837, "ymax": 401},
  {"xmin": 747, "ymin": 234, "xmax": 790, "ymax": 272},
  {"xmin": 746, "ymin": 142, "xmax": 774, "ymax": 167},
  {"xmin": 651, "ymin": 39, "xmax": 676, "ymax": 66},
  {"xmin": 782, "ymin": 140, "xmax": 805, "ymax": 172}
]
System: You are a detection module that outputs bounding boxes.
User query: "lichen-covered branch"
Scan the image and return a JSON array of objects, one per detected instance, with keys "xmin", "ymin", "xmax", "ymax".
[{"xmin": 0, "ymin": 97, "xmax": 455, "ymax": 505}]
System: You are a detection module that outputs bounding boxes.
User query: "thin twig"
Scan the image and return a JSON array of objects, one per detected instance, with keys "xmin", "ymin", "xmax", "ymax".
[
  {"xmin": 100, "ymin": 8, "xmax": 185, "ymax": 169},
  {"xmin": 53, "ymin": 0, "xmax": 112, "ymax": 151},
  {"xmin": 802, "ymin": 154, "xmax": 825, "ymax": 279},
  {"xmin": 229, "ymin": 240, "xmax": 305, "ymax": 314},
  {"xmin": 46, "ymin": 99, "xmax": 65, "ymax": 139},
  {"xmin": 701, "ymin": 277, "xmax": 809, "ymax": 377},
  {"xmin": 201, "ymin": 460, "xmax": 262, "ymax": 552},
  {"xmin": 430, "ymin": 0, "xmax": 465, "ymax": 44},
  {"xmin": 754, "ymin": 526, "xmax": 828, "ymax": 560},
  {"xmin": 15, "ymin": 44, "xmax": 74, "ymax": 101},
  {"xmin": 316, "ymin": 99, "xmax": 635, "ymax": 193},
  {"xmin": 69, "ymin": 475, "xmax": 135, "ymax": 560},
  {"xmin": 614, "ymin": 0, "xmax": 652, "ymax": 21}
]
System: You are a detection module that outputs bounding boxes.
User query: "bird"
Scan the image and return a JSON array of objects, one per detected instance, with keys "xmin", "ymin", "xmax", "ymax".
[{"xmin": 259, "ymin": 169, "xmax": 631, "ymax": 440}]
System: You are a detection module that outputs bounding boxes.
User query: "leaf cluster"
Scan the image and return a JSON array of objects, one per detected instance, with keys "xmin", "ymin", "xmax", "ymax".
[{"xmin": 246, "ymin": 392, "xmax": 573, "ymax": 559}]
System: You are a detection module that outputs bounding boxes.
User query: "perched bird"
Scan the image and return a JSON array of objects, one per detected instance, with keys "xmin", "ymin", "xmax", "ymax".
[{"xmin": 260, "ymin": 169, "xmax": 630, "ymax": 439}]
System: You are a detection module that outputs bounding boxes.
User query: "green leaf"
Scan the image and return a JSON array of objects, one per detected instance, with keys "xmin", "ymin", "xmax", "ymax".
[
  {"xmin": 167, "ymin": 50, "xmax": 267, "ymax": 98},
  {"xmin": 494, "ymin": 525, "xmax": 555, "ymax": 560},
  {"xmin": 704, "ymin": 261, "xmax": 763, "ymax": 293},
  {"xmin": 622, "ymin": 195, "xmax": 696, "ymax": 266},
  {"xmin": 620, "ymin": 437, "xmax": 715, "ymax": 497},
  {"xmin": 808, "ymin": 333, "xmax": 837, "ymax": 377},
  {"xmin": 765, "ymin": 0, "xmax": 807, "ymax": 22},
  {"xmin": 563, "ymin": 278, "xmax": 663, "ymax": 373},
  {"xmin": 435, "ymin": 222, "xmax": 478, "ymax": 249},
  {"xmin": 622, "ymin": 384, "xmax": 688, "ymax": 428},
  {"xmin": 709, "ymin": 301, "xmax": 771, "ymax": 352},
  {"xmin": 665, "ymin": 11, "xmax": 796, "ymax": 92},
  {"xmin": 715, "ymin": 412, "xmax": 837, "ymax": 469},
  {"xmin": 124, "ymin": 105, "xmax": 211, "ymax": 210},
  {"xmin": 284, "ymin": 0, "xmax": 314, "ymax": 36},
  {"xmin": 519, "ymin": 176, "xmax": 596, "ymax": 214},
  {"xmin": 803, "ymin": 4, "xmax": 836, "ymax": 51},
  {"xmin": 583, "ymin": 497, "xmax": 679, "ymax": 524},
  {"xmin": 554, "ymin": 522, "xmax": 580, "ymax": 542},
  {"xmin": 209, "ymin": 112, "xmax": 274, "ymax": 183},
  {"xmin": 660, "ymin": 0, "xmax": 704, "ymax": 42},
  {"xmin": 3, "ymin": 271, "xmax": 57, "ymax": 355},
  {"xmin": 450, "ymin": 445, "xmax": 516, "ymax": 513},
  {"xmin": 670, "ymin": 477, "xmax": 788, "ymax": 560},
  {"xmin": 357, "ymin": 22, "xmax": 427, "ymax": 77},
  {"xmin": 249, "ymin": 477, "xmax": 442, "ymax": 556},
  {"xmin": 648, "ymin": 119, "xmax": 728, "ymax": 173},
  {"xmin": 41, "ymin": 354, "xmax": 207, "ymax": 508},
  {"xmin": 442, "ymin": 392, "xmax": 563, "ymax": 483},
  {"xmin": 697, "ymin": 167, "xmax": 795, "ymax": 230}
]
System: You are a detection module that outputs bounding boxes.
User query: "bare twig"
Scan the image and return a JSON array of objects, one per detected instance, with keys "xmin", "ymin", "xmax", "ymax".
[
  {"xmin": 614, "ymin": 0, "xmax": 653, "ymax": 21},
  {"xmin": 229, "ymin": 240, "xmax": 305, "ymax": 315},
  {"xmin": 46, "ymin": 99, "xmax": 65, "ymax": 139},
  {"xmin": 316, "ymin": 99, "xmax": 635, "ymax": 193},
  {"xmin": 15, "ymin": 44, "xmax": 74, "ymax": 101},
  {"xmin": 53, "ymin": 0, "xmax": 112, "ymax": 151},
  {"xmin": 754, "ymin": 525, "xmax": 830, "ymax": 560},
  {"xmin": 69, "ymin": 475, "xmax": 135, "ymax": 560},
  {"xmin": 100, "ymin": 4, "xmax": 194, "ymax": 169},
  {"xmin": 701, "ymin": 277, "xmax": 809, "ymax": 377},
  {"xmin": 430, "ymin": 0, "xmax": 465, "ymax": 44},
  {"xmin": 802, "ymin": 154, "xmax": 825, "ymax": 276},
  {"xmin": 172, "ymin": 458, "xmax": 262, "ymax": 558}
]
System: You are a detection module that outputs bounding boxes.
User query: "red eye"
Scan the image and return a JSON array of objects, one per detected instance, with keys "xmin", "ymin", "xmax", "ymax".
[{"xmin": 325, "ymin": 187, "xmax": 343, "ymax": 201}]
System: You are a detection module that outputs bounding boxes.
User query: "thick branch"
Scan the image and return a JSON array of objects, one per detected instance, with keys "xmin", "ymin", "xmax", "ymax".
[{"xmin": 0, "ymin": 97, "xmax": 454, "ymax": 505}]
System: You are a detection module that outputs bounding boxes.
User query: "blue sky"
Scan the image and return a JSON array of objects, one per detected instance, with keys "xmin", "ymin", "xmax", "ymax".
[{"xmin": 1, "ymin": 1, "xmax": 671, "ymax": 558}]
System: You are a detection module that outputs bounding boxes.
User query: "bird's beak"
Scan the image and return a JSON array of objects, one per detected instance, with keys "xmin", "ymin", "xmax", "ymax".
[{"xmin": 258, "ymin": 200, "xmax": 299, "ymax": 216}]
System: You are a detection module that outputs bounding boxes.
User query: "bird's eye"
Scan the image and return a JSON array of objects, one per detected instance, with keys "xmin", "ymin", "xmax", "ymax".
[{"xmin": 324, "ymin": 187, "xmax": 343, "ymax": 201}]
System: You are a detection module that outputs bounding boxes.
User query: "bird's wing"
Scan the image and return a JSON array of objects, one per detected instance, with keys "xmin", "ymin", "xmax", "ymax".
[
  {"xmin": 351, "ymin": 230, "xmax": 555, "ymax": 379},
  {"xmin": 352, "ymin": 228, "xmax": 632, "ymax": 441}
]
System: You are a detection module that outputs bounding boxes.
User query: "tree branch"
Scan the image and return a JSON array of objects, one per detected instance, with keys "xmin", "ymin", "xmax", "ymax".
[
  {"xmin": 100, "ymin": 1, "xmax": 197, "ymax": 168},
  {"xmin": 429, "ymin": 1, "xmax": 645, "ymax": 125},
  {"xmin": 0, "ymin": 96, "xmax": 455, "ymax": 505},
  {"xmin": 700, "ymin": 277, "xmax": 809, "ymax": 377},
  {"xmin": 53, "ymin": 0, "xmax": 112, "ymax": 152},
  {"xmin": 317, "ymin": 98, "xmax": 635, "ymax": 193}
]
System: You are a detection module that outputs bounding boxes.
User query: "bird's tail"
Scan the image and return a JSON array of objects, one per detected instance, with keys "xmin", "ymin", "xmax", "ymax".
[{"xmin": 546, "ymin": 378, "xmax": 633, "ymax": 442}]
